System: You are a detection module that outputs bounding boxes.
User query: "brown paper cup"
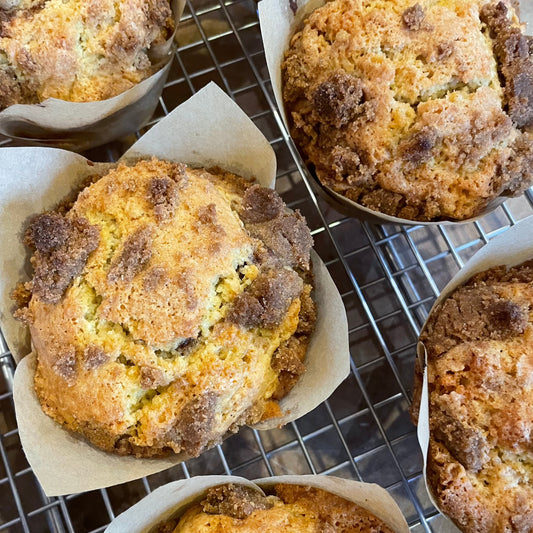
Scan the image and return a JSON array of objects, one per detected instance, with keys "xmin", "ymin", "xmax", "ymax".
[
  {"xmin": 0, "ymin": 83, "xmax": 350, "ymax": 496},
  {"xmin": 415, "ymin": 216, "xmax": 533, "ymax": 531},
  {"xmin": 258, "ymin": 0, "xmax": 532, "ymax": 226},
  {"xmin": 104, "ymin": 475, "xmax": 410, "ymax": 533},
  {"xmin": 0, "ymin": 0, "xmax": 185, "ymax": 152}
]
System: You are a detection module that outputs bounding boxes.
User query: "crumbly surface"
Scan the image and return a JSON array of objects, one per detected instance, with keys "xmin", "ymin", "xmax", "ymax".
[
  {"xmin": 414, "ymin": 260, "xmax": 533, "ymax": 532},
  {"xmin": 157, "ymin": 483, "xmax": 395, "ymax": 532},
  {"xmin": 282, "ymin": 0, "xmax": 533, "ymax": 221},
  {"xmin": 16, "ymin": 159, "xmax": 315, "ymax": 458},
  {"xmin": 0, "ymin": 0, "xmax": 174, "ymax": 108}
]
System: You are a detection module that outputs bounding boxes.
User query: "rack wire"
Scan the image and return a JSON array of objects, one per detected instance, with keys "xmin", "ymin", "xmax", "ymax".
[{"xmin": 1, "ymin": 0, "xmax": 533, "ymax": 531}]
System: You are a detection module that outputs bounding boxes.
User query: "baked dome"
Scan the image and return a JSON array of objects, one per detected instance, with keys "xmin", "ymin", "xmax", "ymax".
[
  {"xmin": 156, "ymin": 483, "xmax": 396, "ymax": 532},
  {"xmin": 413, "ymin": 260, "xmax": 533, "ymax": 532},
  {"xmin": 15, "ymin": 159, "xmax": 315, "ymax": 458},
  {"xmin": 282, "ymin": 0, "xmax": 533, "ymax": 221},
  {"xmin": 0, "ymin": 0, "xmax": 174, "ymax": 108}
]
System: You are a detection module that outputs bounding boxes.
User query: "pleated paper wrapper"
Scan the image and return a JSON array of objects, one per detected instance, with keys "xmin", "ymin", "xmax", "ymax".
[{"xmin": 0, "ymin": 83, "xmax": 350, "ymax": 496}]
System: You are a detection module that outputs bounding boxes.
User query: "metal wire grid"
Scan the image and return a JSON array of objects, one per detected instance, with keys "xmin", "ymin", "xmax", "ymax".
[{"xmin": 1, "ymin": 0, "xmax": 533, "ymax": 531}]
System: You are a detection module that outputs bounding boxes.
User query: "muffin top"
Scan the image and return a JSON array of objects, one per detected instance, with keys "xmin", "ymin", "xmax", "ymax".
[
  {"xmin": 156, "ymin": 483, "xmax": 395, "ymax": 532},
  {"xmin": 282, "ymin": 0, "xmax": 533, "ymax": 221},
  {"xmin": 414, "ymin": 260, "xmax": 533, "ymax": 532},
  {"xmin": 0, "ymin": 0, "xmax": 174, "ymax": 108},
  {"xmin": 14, "ymin": 159, "xmax": 315, "ymax": 458}
]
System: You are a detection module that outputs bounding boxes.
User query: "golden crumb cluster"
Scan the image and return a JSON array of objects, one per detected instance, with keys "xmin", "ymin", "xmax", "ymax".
[
  {"xmin": 156, "ymin": 483, "xmax": 395, "ymax": 532},
  {"xmin": 15, "ymin": 159, "xmax": 315, "ymax": 458},
  {"xmin": 282, "ymin": 0, "xmax": 533, "ymax": 221},
  {"xmin": 413, "ymin": 260, "xmax": 533, "ymax": 533},
  {"xmin": 0, "ymin": 0, "xmax": 174, "ymax": 108}
]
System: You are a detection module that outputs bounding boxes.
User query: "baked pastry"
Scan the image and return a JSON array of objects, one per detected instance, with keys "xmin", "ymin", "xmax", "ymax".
[
  {"xmin": 282, "ymin": 0, "xmax": 533, "ymax": 221},
  {"xmin": 155, "ymin": 483, "xmax": 396, "ymax": 532},
  {"xmin": 412, "ymin": 260, "xmax": 533, "ymax": 532},
  {"xmin": 0, "ymin": 0, "xmax": 174, "ymax": 109},
  {"xmin": 13, "ymin": 158, "xmax": 315, "ymax": 458}
]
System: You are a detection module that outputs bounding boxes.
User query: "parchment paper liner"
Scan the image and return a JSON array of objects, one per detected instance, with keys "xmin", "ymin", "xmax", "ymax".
[
  {"xmin": 414, "ymin": 215, "xmax": 533, "ymax": 532},
  {"xmin": 0, "ymin": 0, "xmax": 185, "ymax": 151},
  {"xmin": 103, "ymin": 475, "xmax": 409, "ymax": 533},
  {"xmin": 258, "ymin": 0, "xmax": 532, "ymax": 226},
  {"xmin": 0, "ymin": 83, "xmax": 350, "ymax": 496}
]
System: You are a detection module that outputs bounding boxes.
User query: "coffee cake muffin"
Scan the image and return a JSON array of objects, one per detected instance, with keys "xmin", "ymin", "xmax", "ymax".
[
  {"xmin": 0, "ymin": 0, "xmax": 174, "ymax": 108},
  {"xmin": 282, "ymin": 0, "xmax": 533, "ymax": 221},
  {"xmin": 413, "ymin": 260, "xmax": 533, "ymax": 532},
  {"xmin": 13, "ymin": 158, "xmax": 315, "ymax": 458},
  {"xmin": 155, "ymin": 483, "xmax": 396, "ymax": 532}
]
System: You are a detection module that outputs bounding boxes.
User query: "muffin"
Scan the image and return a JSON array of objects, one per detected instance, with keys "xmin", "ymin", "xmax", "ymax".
[
  {"xmin": 282, "ymin": 0, "xmax": 533, "ymax": 221},
  {"xmin": 0, "ymin": 0, "xmax": 174, "ymax": 109},
  {"xmin": 13, "ymin": 158, "xmax": 315, "ymax": 458},
  {"xmin": 413, "ymin": 259, "xmax": 533, "ymax": 532},
  {"xmin": 154, "ymin": 483, "xmax": 396, "ymax": 532}
]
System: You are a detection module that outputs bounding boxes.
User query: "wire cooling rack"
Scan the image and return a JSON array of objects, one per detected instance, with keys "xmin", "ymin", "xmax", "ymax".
[{"xmin": 1, "ymin": 0, "xmax": 533, "ymax": 531}]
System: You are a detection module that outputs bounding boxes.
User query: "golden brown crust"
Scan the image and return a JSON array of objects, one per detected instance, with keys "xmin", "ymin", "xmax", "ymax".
[
  {"xmin": 0, "ymin": 0, "xmax": 174, "ymax": 108},
  {"xmin": 16, "ymin": 159, "xmax": 316, "ymax": 458},
  {"xmin": 282, "ymin": 0, "xmax": 533, "ymax": 221},
  {"xmin": 414, "ymin": 259, "xmax": 533, "ymax": 532},
  {"xmin": 274, "ymin": 484, "xmax": 395, "ymax": 532},
  {"xmin": 158, "ymin": 483, "xmax": 395, "ymax": 532}
]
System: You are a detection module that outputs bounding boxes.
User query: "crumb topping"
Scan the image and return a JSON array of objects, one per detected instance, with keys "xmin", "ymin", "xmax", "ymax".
[
  {"xmin": 52, "ymin": 347, "xmax": 77, "ymax": 382},
  {"xmin": 245, "ymin": 210, "xmax": 313, "ymax": 270},
  {"xmin": 174, "ymin": 392, "xmax": 218, "ymax": 457},
  {"xmin": 24, "ymin": 212, "xmax": 99, "ymax": 303},
  {"xmin": 401, "ymin": 126, "xmax": 438, "ymax": 165},
  {"xmin": 480, "ymin": 1, "xmax": 533, "ymax": 128},
  {"xmin": 197, "ymin": 203, "xmax": 218, "ymax": 225},
  {"xmin": 402, "ymin": 3, "xmax": 426, "ymax": 31},
  {"xmin": 82, "ymin": 345, "xmax": 108, "ymax": 370},
  {"xmin": 139, "ymin": 366, "xmax": 167, "ymax": 389},
  {"xmin": 107, "ymin": 226, "xmax": 153, "ymax": 284},
  {"xmin": 239, "ymin": 185, "xmax": 284, "ymax": 224},
  {"xmin": 147, "ymin": 177, "xmax": 180, "ymax": 223},
  {"xmin": 423, "ymin": 284, "xmax": 529, "ymax": 360},
  {"xmin": 312, "ymin": 72, "xmax": 368, "ymax": 129},
  {"xmin": 142, "ymin": 266, "xmax": 168, "ymax": 291},
  {"xmin": 202, "ymin": 484, "xmax": 273, "ymax": 519},
  {"xmin": 226, "ymin": 269, "xmax": 303, "ymax": 329}
]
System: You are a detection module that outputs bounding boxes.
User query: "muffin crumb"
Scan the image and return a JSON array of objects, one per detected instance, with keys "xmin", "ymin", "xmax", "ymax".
[{"xmin": 402, "ymin": 3, "xmax": 426, "ymax": 31}]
